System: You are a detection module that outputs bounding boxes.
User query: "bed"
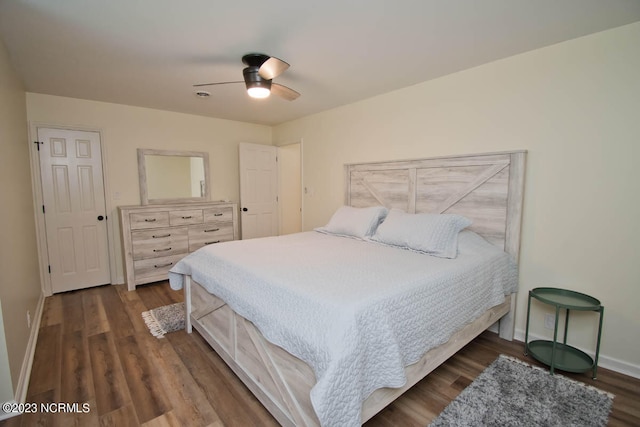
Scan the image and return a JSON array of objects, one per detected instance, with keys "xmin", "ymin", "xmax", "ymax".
[{"xmin": 169, "ymin": 150, "xmax": 526, "ymax": 426}]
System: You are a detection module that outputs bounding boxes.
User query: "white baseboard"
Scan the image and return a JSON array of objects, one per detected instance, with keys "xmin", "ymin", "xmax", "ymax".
[
  {"xmin": 514, "ymin": 328, "xmax": 640, "ymax": 379},
  {"xmin": 13, "ymin": 293, "xmax": 45, "ymax": 403}
]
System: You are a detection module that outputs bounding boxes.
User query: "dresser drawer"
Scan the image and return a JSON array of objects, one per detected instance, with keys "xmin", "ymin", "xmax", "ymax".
[
  {"xmin": 130, "ymin": 212, "xmax": 170, "ymax": 230},
  {"xmin": 203, "ymin": 207, "xmax": 233, "ymax": 223},
  {"xmin": 170, "ymin": 209, "xmax": 204, "ymax": 226},
  {"xmin": 188, "ymin": 223, "xmax": 234, "ymax": 252},
  {"xmin": 131, "ymin": 227, "xmax": 188, "ymax": 260},
  {"xmin": 133, "ymin": 253, "xmax": 185, "ymax": 284}
]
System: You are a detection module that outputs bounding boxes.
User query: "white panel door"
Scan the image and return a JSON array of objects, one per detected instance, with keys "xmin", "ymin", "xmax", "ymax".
[
  {"xmin": 38, "ymin": 128, "xmax": 110, "ymax": 293},
  {"xmin": 239, "ymin": 143, "xmax": 278, "ymax": 239}
]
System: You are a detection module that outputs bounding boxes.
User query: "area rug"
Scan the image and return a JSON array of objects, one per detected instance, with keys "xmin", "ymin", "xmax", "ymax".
[
  {"xmin": 429, "ymin": 355, "xmax": 614, "ymax": 427},
  {"xmin": 141, "ymin": 302, "xmax": 185, "ymax": 338}
]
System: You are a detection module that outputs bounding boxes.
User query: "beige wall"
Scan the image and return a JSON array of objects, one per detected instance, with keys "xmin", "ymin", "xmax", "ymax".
[
  {"xmin": 0, "ymin": 304, "xmax": 12, "ymax": 404},
  {"xmin": 0, "ymin": 39, "xmax": 42, "ymax": 398},
  {"xmin": 26, "ymin": 94, "xmax": 272, "ymax": 284},
  {"xmin": 274, "ymin": 23, "xmax": 640, "ymax": 375}
]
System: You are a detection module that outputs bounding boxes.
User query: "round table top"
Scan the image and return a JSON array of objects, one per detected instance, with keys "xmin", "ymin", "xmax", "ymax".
[{"xmin": 530, "ymin": 287, "xmax": 602, "ymax": 310}]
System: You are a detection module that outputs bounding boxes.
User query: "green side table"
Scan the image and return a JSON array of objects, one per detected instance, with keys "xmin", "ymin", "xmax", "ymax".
[{"xmin": 524, "ymin": 287, "xmax": 604, "ymax": 379}]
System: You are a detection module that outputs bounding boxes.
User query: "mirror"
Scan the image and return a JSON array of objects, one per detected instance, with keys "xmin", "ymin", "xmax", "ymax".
[{"xmin": 137, "ymin": 149, "xmax": 210, "ymax": 205}]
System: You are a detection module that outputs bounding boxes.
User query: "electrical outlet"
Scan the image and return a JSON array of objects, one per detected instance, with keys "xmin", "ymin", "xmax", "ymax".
[
  {"xmin": 27, "ymin": 310, "xmax": 31, "ymax": 329},
  {"xmin": 544, "ymin": 313, "xmax": 555, "ymax": 330}
]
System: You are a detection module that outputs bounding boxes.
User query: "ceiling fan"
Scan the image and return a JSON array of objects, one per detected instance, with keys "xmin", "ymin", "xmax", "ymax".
[{"xmin": 194, "ymin": 53, "xmax": 300, "ymax": 101}]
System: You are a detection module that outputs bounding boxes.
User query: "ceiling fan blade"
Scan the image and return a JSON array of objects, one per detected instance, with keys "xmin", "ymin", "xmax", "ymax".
[
  {"xmin": 193, "ymin": 81, "xmax": 243, "ymax": 87},
  {"xmin": 271, "ymin": 83, "xmax": 300, "ymax": 101},
  {"xmin": 258, "ymin": 56, "xmax": 290, "ymax": 80}
]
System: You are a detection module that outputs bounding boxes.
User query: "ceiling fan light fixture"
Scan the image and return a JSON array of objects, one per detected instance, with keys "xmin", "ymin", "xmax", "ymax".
[
  {"xmin": 193, "ymin": 53, "xmax": 299, "ymax": 101},
  {"xmin": 247, "ymin": 86, "xmax": 271, "ymax": 99},
  {"xmin": 243, "ymin": 66, "xmax": 272, "ymax": 99}
]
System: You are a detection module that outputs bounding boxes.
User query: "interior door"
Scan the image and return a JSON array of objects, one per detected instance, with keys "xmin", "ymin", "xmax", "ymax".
[
  {"xmin": 38, "ymin": 128, "xmax": 110, "ymax": 293},
  {"xmin": 239, "ymin": 143, "xmax": 278, "ymax": 239}
]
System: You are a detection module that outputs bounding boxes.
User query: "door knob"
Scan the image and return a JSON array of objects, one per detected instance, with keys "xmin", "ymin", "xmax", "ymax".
[
  {"xmin": 242, "ymin": 207, "xmax": 248, "ymax": 212},
  {"xmin": 97, "ymin": 215, "xmax": 104, "ymax": 221}
]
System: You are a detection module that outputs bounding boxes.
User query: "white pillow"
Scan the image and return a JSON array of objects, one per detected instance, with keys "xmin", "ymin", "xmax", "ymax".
[
  {"xmin": 371, "ymin": 209, "xmax": 472, "ymax": 258},
  {"xmin": 315, "ymin": 206, "xmax": 388, "ymax": 239}
]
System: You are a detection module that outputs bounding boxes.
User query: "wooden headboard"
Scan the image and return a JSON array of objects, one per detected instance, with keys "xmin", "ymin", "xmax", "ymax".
[
  {"xmin": 345, "ymin": 150, "xmax": 527, "ymax": 339},
  {"xmin": 345, "ymin": 151, "xmax": 526, "ymax": 260}
]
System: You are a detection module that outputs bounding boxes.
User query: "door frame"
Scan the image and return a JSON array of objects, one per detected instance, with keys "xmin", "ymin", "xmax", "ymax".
[
  {"xmin": 28, "ymin": 122, "xmax": 116, "ymax": 296},
  {"xmin": 276, "ymin": 139, "xmax": 304, "ymax": 233}
]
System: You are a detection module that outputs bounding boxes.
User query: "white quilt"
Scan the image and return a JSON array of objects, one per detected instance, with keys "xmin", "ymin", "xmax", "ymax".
[{"xmin": 169, "ymin": 230, "xmax": 518, "ymax": 426}]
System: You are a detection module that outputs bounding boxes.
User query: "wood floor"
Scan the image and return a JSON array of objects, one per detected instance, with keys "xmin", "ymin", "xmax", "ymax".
[{"xmin": 2, "ymin": 282, "xmax": 639, "ymax": 427}]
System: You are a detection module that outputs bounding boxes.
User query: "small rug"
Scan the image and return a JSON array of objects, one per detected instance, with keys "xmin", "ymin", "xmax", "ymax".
[
  {"xmin": 429, "ymin": 355, "xmax": 614, "ymax": 427},
  {"xmin": 141, "ymin": 302, "xmax": 185, "ymax": 338}
]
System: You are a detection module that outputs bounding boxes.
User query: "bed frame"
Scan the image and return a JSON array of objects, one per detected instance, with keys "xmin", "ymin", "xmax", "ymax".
[{"xmin": 183, "ymin": 150, "xmax": 526, "ymax": 426}]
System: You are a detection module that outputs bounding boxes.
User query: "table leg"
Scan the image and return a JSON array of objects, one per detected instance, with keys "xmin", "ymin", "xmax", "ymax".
[
  {"xmin": 524, "ymin": 292, "xmax": 533, "ymax": 355},
  {"xmin": 550, "ymin": 305, "xmax": 560, "ymax": 375},
  {"xmin": 593, "ymin": 307, "xmax": 604, "ymax": 379},
  {"xmin": 564, "ymin": 308, "xmax": 570, "ymax": 345}
]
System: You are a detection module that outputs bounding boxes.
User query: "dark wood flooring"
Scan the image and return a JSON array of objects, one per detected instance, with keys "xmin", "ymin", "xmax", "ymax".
[{"xmin": 2, "ymin": 282, "xmax": 638, "ymax": 426}]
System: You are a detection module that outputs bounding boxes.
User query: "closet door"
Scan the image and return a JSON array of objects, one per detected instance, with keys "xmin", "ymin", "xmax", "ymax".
[{"xmin": 38, "ymin": 128, "xmax": 110, "ymax": 293}]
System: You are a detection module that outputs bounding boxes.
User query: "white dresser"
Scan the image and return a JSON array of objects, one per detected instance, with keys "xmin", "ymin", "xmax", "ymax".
[{"xmin": 119, "ymin": 202, "xmax": 238, "ymax": 290}]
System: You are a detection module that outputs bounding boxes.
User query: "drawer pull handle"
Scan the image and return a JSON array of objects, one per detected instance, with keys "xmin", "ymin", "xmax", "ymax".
[
  {"xmin": 144, "ymin": 218, "xmax": 157, "ymax": 222},
  {"xmin": 153, "ymin": 247, "xmax": 172, "ymax": 252},
  {"xmin": 214, "ymin": 213, "xmax": 223, "ymax": 216},
  {"xmin": 154, "ymin": 262, "xmax": 173, "ymax": 268},
  {"xmin": 205, "ymin": 240, "xmax": 221, "ymax": 245},
  {"xmin": 181, "ymin": 216, "xmax": 193, "ymax": 219},
  {"xmin": 204, "ymin": 228, "xmax": 220, "ymax": 232},
  {"xmin": 152, "ymin": 234, "xmax": 171, "ymax": 238}
]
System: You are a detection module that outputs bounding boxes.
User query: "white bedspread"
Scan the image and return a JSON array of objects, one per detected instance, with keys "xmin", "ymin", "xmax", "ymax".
[{"xmin": 169, "ymin": 230, "xmax": 518, "ymax": 427}]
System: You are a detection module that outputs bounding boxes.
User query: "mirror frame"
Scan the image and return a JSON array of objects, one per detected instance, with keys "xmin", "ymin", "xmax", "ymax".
[{"xmin": 137, "ymin": 148, "xmax": 211, "ymax": 205}]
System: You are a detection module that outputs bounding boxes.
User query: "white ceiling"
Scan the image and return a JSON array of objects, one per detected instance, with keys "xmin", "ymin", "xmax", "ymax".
[{"xmin": 1, "ymin": 0, "xmax": 639, "ymax": 126}]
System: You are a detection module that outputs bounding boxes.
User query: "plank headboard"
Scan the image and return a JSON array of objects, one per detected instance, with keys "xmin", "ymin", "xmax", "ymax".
[
  {"xmin": 345, "ymin": 150, "xmax": 527, "ymax": 338},
  {"xmin": 345, "ymin": 151, "xmax": 526, "ymax": 259}
]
